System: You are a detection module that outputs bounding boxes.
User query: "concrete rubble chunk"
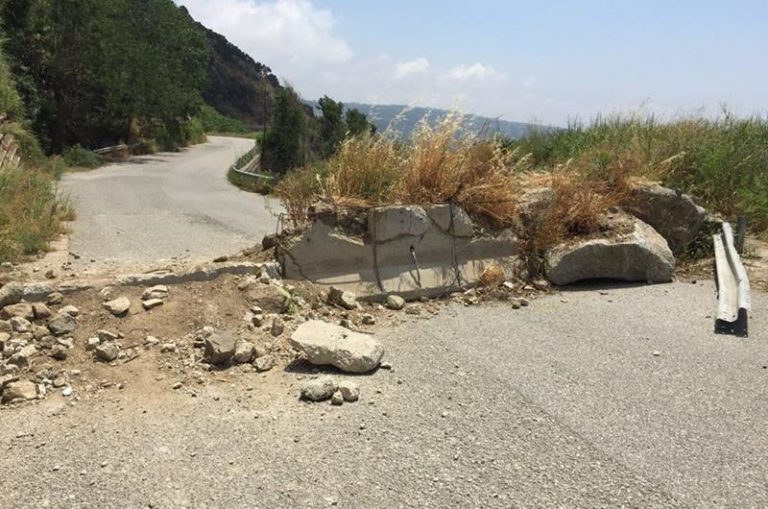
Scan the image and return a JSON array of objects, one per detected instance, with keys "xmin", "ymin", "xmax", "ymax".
[
  {"xmin": 0, "ymin": 282, "xmax": 23, "ymax": 308},
  {"xmin": 425, "ymin": 204, "xmax": 474, "ymax": 237},
  {"xmin": 545, "ymin": 216, "xmax": 675, "ymax": 285},
  {"xmin": 628, "ymin": 182, "xmax": 706, "ymax": 254},
  {"xmin": 103, "ymin": 297, "xmax": 131, "ymax": 316},
  {"xmin": 48, "ymin": 313, "xmax": 76, "ymax": 337},
  {"xmin": 368, "ymin": 205, "xmax": 430, "ymax": 242},
  {"xmin": 300, "ymin": 376, "xmax": 337, "ymax": 402},
  {"xmin": 338, "ymin": 380, "xmax": 360, "ymax": 402},
  {"xmin": 331, "ymin": 391, "xmax": 344, "ymax": 405},
  {"xmin": 2, "ymin": 380, "xmax": 38, "ymax": 403},
  {"xmin": 47, "ymin": 292, "xmax": 64, "ymax": 305},
  {"xmin": 204, "ymin": 333, "xmax": 237, "ymax": 365},
  {"xmin": 289, "ymin": 320, "xmax": 384, "ymax": 374}
]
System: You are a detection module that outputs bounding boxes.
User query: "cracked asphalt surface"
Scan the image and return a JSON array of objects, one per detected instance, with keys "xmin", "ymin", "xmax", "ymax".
[
  {"xmin": 59, "ymin": 136, "xmax": 281, "ymax": 270},
  {"xmin": 1, "ymin": 281, "xmax": 766, "ymax": 508}
]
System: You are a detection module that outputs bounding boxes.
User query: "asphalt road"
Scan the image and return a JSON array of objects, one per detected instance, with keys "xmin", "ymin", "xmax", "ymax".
[
  {"xmin": 59, "ymin": 136, "xmax": 280, "ymax": 270},
  {"xmin": 1, "ymin": 281, "xmax": 766, "ymax": 508}
]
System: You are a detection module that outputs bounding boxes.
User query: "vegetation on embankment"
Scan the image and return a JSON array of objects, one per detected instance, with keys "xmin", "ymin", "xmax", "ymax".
[
  {"xmin": 275, "ymin": 112, "xmax": 768, "ymax": 252},
  {"xmin": 504, "ymin": 114, "xmax": 768, "ymax": 231},
  {"xmin": 0, "ymin": 46, "xmax": 70, "ymax": 263}
]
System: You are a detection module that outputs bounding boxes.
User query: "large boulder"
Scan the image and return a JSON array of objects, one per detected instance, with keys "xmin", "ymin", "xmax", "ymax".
[
  {"xmin": 545, "ymin": 216, "xmax": 675, "ymax": 285},
  {"xmin": 627, "ymin": 182, "xmax": 706, "ymax": 254},
  {"xmin": 289, "ymin": 320, "xmax": 384, "ymax": 374}
]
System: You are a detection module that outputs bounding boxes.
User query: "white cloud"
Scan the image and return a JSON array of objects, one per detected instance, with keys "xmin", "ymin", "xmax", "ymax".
[
  {"xmin": 447, "ymin": 63, "xmax": 498, "ymax": 81},
  {"xmin": 521, "ymin": 75, "xmax": 538, "ymax": 88},
  {"xmin": 177, "ymin": 0, "xmax": 352, "ymax": 72},
  {"xmin": 394, "ymin": 58, "xmax": 430, "ymax": 80}
]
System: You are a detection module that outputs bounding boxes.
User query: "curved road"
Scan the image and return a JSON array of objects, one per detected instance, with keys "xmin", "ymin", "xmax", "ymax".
[{"xmin": 60, "ymin": 136, "xmax": 279, "ymax": 271}]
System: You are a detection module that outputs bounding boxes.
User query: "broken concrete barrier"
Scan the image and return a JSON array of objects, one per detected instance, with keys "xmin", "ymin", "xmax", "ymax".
[
  {"xmin": 545, "ymin": 215, "xmax": 675, "ymax": 285},
  {"xmin": 279, "ymin": 204, "xmax": 517, "ymax": 299}
]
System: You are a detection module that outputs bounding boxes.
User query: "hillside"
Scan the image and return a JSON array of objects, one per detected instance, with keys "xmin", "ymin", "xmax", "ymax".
[
  {"xmin": 188, "ymin": 12, "xmax": 280, "ymax": 129},
  {"xmin": 341, "ymin": 103, "xmax": 551, "ymax": 139}
]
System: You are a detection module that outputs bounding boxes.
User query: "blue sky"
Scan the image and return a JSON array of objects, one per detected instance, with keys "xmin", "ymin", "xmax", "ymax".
[{"xmin": 179, "ymin": 0, "xmax": 767, "ymax": 126}]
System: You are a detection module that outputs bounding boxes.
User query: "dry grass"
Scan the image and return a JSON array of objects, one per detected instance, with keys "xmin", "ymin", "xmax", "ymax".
[
  {"xmin": 276, "ymin": 114, "xmax": 521, "ymax": 227},
  {"xmin": 0, "ymin": 163, "xmax": 71, "ymax": 262}
]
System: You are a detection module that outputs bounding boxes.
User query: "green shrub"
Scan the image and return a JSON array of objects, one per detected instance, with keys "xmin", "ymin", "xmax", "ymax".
[
  {"xmin": 198, "ymin": 104, "xmax": 252, "ymax": 135},
  {"xmin": 63, "ymin": 145, "xmax": 105, "ymax": 168}
]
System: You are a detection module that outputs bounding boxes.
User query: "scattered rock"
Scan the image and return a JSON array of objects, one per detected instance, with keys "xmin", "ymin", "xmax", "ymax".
[
  {"xmin": 160, "ymin": 343, "xmax": 177, "ymax": 353},
  {"xmin": 362, "ymin": 314, "xmax": 376, "ymax": 325},
  {"xmin": 253, "ymin": 354, "xmax": 275, "ymax": 372},
  {"xmin": 85, "ymin": 337, "xmax": 101, "ymax": 351},
  {"xmin": 545, "ymin": 215, "xmax": 675, "ymax": 285},
  {"xmin": 10, "ymin": 316, "xmax": 32, "ymax": 333},
  {"xmin": 245, "ymin": 285, "xmax": 290, "ymax": 314},
  {"xmin": 142, "ymin": 298, "xmax": 164, "ymax": 311},
  {"xmin": 8, "ymin": 345, "xmax": 36, "ymax": 368},
  {"xmin": 62, "ymin": 386, "xmax": 73, "ymax": 397},
  {"xmin": 233, "ymin": 340, "xmax": 255, "ymax": 364},
  {"xmin": 203, "ymin": 333, "xmax": 237, "ymax": 365},
  {"xmin": 290, "ymin": 320, "xmax": 384, "ymax": 374},
  {"xmin": 50, "ymin": 345, "xmax": 68, "ymax": 361},
  {"xmin": 331, "ymin": 391, "xmax": 344, "ymax": 406},
  {"xmin": 95, "ymin": 342, "xmax": 119, "ymax": 362},
  {"xmin": 1, "ymin": 380, "xmax": 37, "ymax": 403},
  {"xmin": 32, "ymin": 303, "xmax": 52, "ymax": 320},
  {"xmin": 328, "ymin": 287, "xmax": 358, "ymax": 310},
  {"xmin": 103, "ymin": 297, "xmax": 131, "ymax": 317},
  {"xmin": 141, "ymin": 285, "xmax": 169, "ymax": 301},
  {"xmin": 60, "ymin": 305, "xmax": 80, "ymax": 317},
  {"xmin": 385, "ymin": 295, "xmax": 406, "ymax": 310},
  {"xmin": 300, "ymin": 376, "xmax": 337, "ymax": 402},
  {"xmin": 47, "ymin": 292, "xmax": 64, "ymax": 305},
  {"xmin": 97, "ymin": 330, "xmax": 119, "ymax": 343},
  {"xmin": 47, "ymin": 313, "xmax": 76, "ymax": 336},
  {"xmin": 270, "ymin": 317, "xmax": 285, "ymax": 337},
  {"xmin": 0, "ymin": 282, "xmax": 23, "ymax": 308},
  {"xmin": 0, "ymin": 303, "xmax": 34, "ymax": 320},
  {"xmin": 337, "ymin": 381, "xmax": 360, "ymax": 402}
]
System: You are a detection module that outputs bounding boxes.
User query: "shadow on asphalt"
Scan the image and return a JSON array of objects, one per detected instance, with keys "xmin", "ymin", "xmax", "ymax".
[
  {"xmin": 557, "ymin": 279, "xmax": 654, "ymax": 293},
  {"xmin": 283, "ymin": 358, "xmax": 381, "ymax": 377}
]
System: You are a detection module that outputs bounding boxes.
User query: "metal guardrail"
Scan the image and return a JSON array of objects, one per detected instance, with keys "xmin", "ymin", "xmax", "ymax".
[
  {"xmin": 714, "ymin": 222, "xmax": 751, "ymax": 337},
  {"xmin": 230, "ymin": 150, "xmax": 276, "ymax": 182}
]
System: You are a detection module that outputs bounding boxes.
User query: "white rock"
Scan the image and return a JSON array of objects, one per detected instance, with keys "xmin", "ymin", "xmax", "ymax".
[
  {"xmin": 289, "ymin": 320, "xmax": 384, "ymax": 374},
  {"xmin": 103, "ymin": 297, "xmax": 131, "ymax": 316}
]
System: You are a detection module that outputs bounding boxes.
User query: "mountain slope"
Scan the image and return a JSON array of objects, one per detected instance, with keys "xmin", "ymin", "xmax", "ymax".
[{"xmin": 343, "ymin": 103, "xmax": 551, "ymax": 139}]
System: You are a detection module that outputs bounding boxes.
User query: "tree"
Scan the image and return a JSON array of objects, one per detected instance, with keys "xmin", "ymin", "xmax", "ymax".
[
  {"xmin": 345, "ymin": 108, "xmax": 376, "ymax": 137},
  {"xmin": 317, "ymin": 95, "xmax": 344, "ymax": 158},
  {"xmin": 0, "ymin": 0, "xmax": 207, "ymax": 152},
  {"xmin": 260, "ymin": 86, "xmax": 306, "ymax": 174}
]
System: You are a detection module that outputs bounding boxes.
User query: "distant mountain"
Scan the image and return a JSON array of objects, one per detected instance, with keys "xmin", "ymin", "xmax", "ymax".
[{"xmin": 338, "ymin": 103, "xmax": 551, "ymax": 139}]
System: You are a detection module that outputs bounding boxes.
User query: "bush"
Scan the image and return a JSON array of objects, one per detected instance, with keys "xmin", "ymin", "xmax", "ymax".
[
  {"xmin": 198, "ymin": 104, "xmax": 252, "ymax": 135},
  {"xmin": 63, "ymin": 145, "xmax": 105, "ymax": 168}
]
